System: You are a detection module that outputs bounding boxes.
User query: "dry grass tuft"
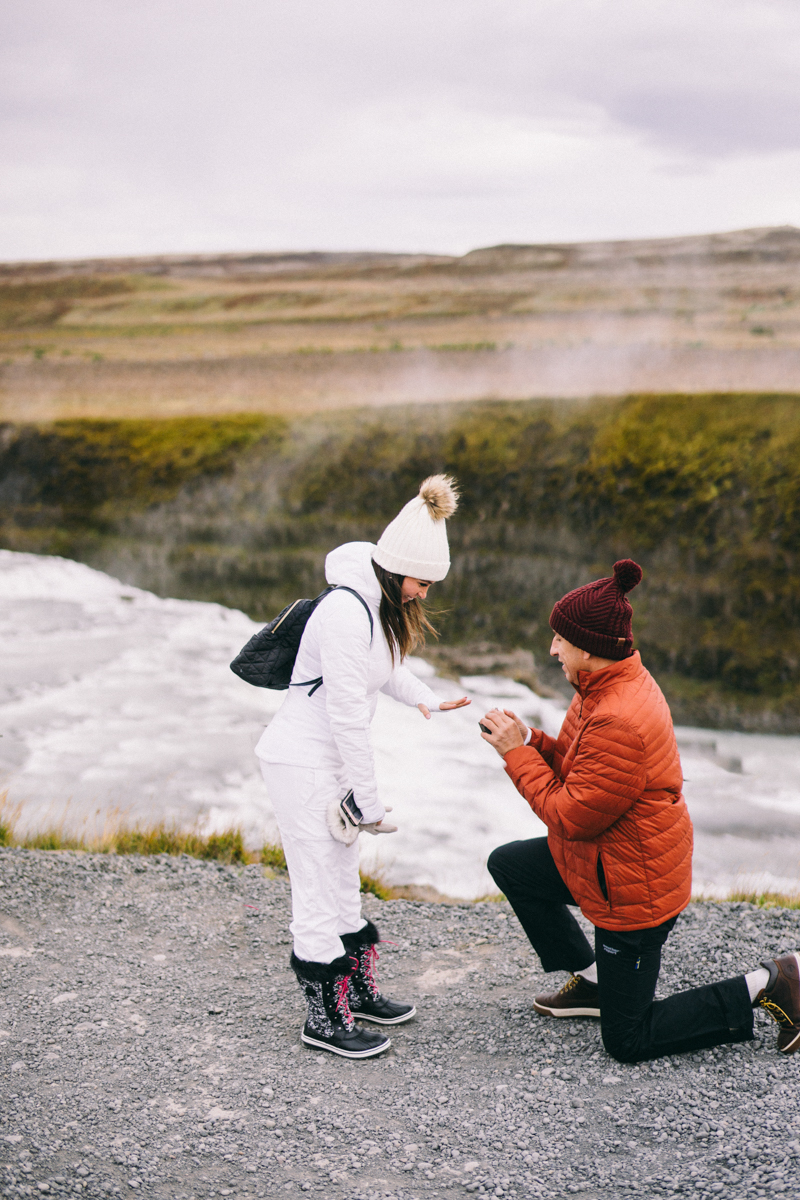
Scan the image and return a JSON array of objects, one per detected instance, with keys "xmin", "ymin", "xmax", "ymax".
[
  {"xmin": 0, "ymin": 796, "xmax": 402, "ymax": 894},
  {"xmin": 358, "ymin": 868, "xmax": 397, "ymax": 901},
  {"xmin": 11, "ymin": 821, "xmax": 251, "ymax": 863},
  {"xmin": 0, "ymin": 794, "xmax": 257, "ymax": 867},
  {"xmin": 726, "ymin": 889, "xmax": 800, "ymax": 910},
  {"xmin": 260, "ymin": 841, "xmax": 288, "ymax": 871},
  {"xmin": 114, "ymin": 825, "xmax": 248, "ymax": 863}
]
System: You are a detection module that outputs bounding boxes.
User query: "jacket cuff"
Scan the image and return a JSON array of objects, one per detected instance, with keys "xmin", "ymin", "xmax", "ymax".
[
  {"xmin": 358, "ymin": 798, "xmax": 386, "ymax": 825},
  {"xmin": 417, "ymin": 684, "xmax": 440, "ymax": 710},
  {"xmin": 503, "ymin": 744, "xmax": 540, "ymax": 774}
]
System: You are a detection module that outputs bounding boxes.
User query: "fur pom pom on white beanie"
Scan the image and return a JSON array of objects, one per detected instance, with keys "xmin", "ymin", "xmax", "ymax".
[{"xmin": 372, "ymin": 475, "xmax": 458, "ymax": 581}]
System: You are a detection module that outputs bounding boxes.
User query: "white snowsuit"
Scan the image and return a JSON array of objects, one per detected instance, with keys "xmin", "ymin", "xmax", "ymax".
[{"xmin": 256, "ymin": 541, "xmax": 440, "ymax": 962}]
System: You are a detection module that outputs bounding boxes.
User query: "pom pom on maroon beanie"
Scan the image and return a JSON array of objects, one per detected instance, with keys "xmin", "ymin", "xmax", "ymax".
[{"xmin": 549, "ymin": 559, "xmax": 643, "ymax": 660}]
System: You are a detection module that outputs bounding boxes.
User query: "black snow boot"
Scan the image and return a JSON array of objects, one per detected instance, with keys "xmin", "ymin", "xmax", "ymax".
[
  {"xmin": 341, "ymin": 921, "xmax": 416, "ymax": 1025},
  {"xmin": 290, "ymin": 951, "xmax": 391, "ymax": 1058}
]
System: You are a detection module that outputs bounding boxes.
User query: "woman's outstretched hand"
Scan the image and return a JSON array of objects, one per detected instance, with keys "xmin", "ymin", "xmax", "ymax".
[{"xmin": 417, "ymin": 696, "xmax": 471, "ymax": 719}]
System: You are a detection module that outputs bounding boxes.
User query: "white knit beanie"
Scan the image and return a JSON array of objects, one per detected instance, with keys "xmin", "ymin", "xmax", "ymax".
[{"xmin": 372, "ymin": 475, "xmax": 458, "ymax": 581}]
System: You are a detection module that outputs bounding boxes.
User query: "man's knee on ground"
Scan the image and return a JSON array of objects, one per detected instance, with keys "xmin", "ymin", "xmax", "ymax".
[{"xmin": 601, "ymin": 1024, "xmax": 647, "ymax": 1065}]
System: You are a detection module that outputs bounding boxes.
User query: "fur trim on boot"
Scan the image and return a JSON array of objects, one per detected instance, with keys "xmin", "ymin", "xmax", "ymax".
[
  {"xmin": 289, "ymin": 950, "xmax": 391, "ymax": 1059},
  {"xmin": 290, "ymin": 950, "xmax": 354, "ymax": 984},
  {"xmin": 340, "ymin": 922, "xmax": 416, "ymax": 1026},
  {"xmin": 342, "ymin": 919, "xmax": 380, "ymax": 947}
]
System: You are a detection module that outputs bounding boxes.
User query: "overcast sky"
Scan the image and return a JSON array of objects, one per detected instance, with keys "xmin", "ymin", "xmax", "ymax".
[{"xmin": 3, "ymin": 0, "xmax": 800, "ymax": 260}]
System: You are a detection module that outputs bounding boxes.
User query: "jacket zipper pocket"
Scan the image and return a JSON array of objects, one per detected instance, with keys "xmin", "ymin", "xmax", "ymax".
[{"xmin": 596, "ymin": 851, "xmax": 611, "ymax": 908}]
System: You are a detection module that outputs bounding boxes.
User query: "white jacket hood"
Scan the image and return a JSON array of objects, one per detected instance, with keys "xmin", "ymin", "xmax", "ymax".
[{"xmin": 324, "ymin": 542, "xmax": 381, "ymax": 605}]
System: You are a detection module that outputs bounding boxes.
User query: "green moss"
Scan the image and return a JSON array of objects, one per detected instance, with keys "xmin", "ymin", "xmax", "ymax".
[
  {"xmin": 576, "ymin": 392, "xmax": 800, "ymax": 548},
  {"xmin": 0, "ymin": 414, "xmax": 286, "ymax": 529},
  {"xmin": 573, "ymin": 394, "xmax": 800, "ymax": 697},
  {"xmin": 284, "ymin": 394, "xmax": 800, "ymax": 718},
  {"xmin": 291, "ymin": 400, "xmax": 601, "ymax": 527}
]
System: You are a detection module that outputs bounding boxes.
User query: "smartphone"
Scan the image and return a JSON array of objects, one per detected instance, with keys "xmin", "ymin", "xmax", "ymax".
[
  {"xmin": 340, "ymin": 790, "xmax": 363, "ymax": 827},
  {"xmin": 479, "ymin": 722, "xmax": 491, "ymax": 734}
]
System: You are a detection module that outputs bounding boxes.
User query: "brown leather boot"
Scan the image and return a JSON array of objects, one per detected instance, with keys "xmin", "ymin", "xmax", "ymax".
[
  {"xmin": 755, "ymin": 952, "xmax": 800, "ymax": 1054},
  {"xmin": 533, "ymin": 974, "xmax": 600, "ymax": 1018}
]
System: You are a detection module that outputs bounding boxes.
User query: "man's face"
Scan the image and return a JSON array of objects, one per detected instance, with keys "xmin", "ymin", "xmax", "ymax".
[{"xmin": 550, "ymin": 632, "xmax": 590, "ymax": 686}]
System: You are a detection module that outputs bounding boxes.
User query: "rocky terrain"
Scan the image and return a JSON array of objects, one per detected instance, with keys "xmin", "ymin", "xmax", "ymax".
[{"xmin": 1, "ymin": 849, "xmax": 799, "ymax": 1200}]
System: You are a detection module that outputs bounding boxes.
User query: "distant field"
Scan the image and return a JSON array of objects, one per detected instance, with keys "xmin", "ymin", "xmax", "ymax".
[{"xmin": 2, "ymin": 227, "xmax": 800, "ymax": 419}]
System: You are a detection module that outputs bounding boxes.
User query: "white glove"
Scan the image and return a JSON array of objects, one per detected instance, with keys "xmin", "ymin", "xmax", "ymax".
[
  {"xmin": 362, "ymin": 809, "xmax": 398, "ymax": 836},
  {"xmin": 326, "ymin": 800, "xmax": 397, "ymax": 843}
]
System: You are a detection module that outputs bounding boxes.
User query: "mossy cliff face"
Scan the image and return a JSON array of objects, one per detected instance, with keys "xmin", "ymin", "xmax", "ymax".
[
  {"xmin": 578, "ymin": 395, "xmax": 800, "ymax": 704},
  {"xmin": 2, "ymin": 395, "xmax": 800, "ymax": 731},
  {"xmin": 0, "ymin": 414, "xmax": 282, "ymax": 532}
]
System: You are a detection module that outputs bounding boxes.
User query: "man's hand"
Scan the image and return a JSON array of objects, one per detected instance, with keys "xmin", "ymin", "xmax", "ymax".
[
  {"xmin": 502, "ymin": 709, "xmax": 530, "ymax": 742},
  {"xmin": 418, "ymin": 696, "xmax": 471, "ymax": 719},
  {"xmin": 480, "ymin": 708, "xmax": 526, "ymax": 756}
]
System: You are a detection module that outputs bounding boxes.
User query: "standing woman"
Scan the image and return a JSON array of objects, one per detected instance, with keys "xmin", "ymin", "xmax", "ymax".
[{"xmin": 256, "ymin": 475, "xmax": 468, "ymax": 1059}]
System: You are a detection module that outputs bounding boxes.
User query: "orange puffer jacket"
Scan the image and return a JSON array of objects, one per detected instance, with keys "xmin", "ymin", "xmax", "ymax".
[{"xmin": 503, "ymin": 652, "xmax": 692, "ymax": 930}]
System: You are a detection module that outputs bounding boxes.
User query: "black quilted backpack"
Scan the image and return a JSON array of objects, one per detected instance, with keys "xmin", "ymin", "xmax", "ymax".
[{"xmin": 229, "ymin": 586, "xmax": 373, "ymax": 694}]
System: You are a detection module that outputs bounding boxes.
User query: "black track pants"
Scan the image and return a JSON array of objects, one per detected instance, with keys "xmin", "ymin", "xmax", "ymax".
[{"xmin": 487, "ymin": 836, "xmax": 754, "ymax": 1063}]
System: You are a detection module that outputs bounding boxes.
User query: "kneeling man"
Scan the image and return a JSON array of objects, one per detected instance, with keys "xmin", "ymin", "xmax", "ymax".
[{"xmin": 481, "ymin": 559, "xmax": 800, "ymax": 1063}]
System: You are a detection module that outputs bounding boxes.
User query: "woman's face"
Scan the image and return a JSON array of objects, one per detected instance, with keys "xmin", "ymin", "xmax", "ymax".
[{"xmin": 401, "ymin": 577, "xmax": 432, "ymax": 604}]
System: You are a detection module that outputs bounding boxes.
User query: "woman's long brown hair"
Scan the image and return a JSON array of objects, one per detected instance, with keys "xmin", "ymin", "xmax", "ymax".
[{"xmin": 371, "ymin": 560, "xmax": 439, "ymax": 664}]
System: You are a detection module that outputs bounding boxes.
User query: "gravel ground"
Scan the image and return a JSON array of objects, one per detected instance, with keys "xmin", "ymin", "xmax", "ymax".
[{"xmin": 1, "ymin": 849, "xmax": 799, "ymax": 1200}]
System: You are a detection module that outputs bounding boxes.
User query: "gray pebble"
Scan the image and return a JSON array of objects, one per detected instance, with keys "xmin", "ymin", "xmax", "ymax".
[{"xmin": 0, "ymin": 849, "xmax": 799, "ymax": 1199}]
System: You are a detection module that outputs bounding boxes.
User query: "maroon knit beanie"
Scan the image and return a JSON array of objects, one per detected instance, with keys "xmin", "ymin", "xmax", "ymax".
[{"xmin": 549, "ymin": 560, "xmax": 643, "ymax": 660}]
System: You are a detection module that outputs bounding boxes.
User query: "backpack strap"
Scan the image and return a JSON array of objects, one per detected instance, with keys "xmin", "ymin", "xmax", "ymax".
[
  {"xmin": 332, "ymin": 586, "xmax": 374, "ymax": 643},
  {"xmin": 290, "ymin": 585, "xmax": 374, "ymax": 697}
]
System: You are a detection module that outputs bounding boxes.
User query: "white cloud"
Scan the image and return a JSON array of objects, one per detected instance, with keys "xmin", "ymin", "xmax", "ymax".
[{"xmin": 1, "ymin": 0, "xmax": 799, "ymax": 258}]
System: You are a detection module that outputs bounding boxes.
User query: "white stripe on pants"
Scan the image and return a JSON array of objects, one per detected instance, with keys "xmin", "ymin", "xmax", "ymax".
[{"xmin": 259, "ymin": 761, "xmax": 366, "ymax": 963}]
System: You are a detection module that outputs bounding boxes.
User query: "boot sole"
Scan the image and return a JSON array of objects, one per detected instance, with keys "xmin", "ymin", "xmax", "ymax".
[
  {"xmin": 779, "ymin": 1027, "xmax": 800, "ymax": 1054},
  {"xmin": 350, "ymin": 1005, "xmax": 417, "ymax": 1025},
  {"xmin": 533, "ymin": 1002, "xmax": 601, "ymax": 1018},
  {"xmin": 301, "ymin": 1031, "xmax": 392, "ymax": 1058}
]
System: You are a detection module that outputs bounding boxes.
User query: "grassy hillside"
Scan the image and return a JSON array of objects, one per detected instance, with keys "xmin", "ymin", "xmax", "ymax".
[
  {"xmin": 2, "ymin": 393, "xmax": 800, "ymax": 730},
  {"xmin": 3, "ymin": 228, "xmax": 800, "ymax": 420}
]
